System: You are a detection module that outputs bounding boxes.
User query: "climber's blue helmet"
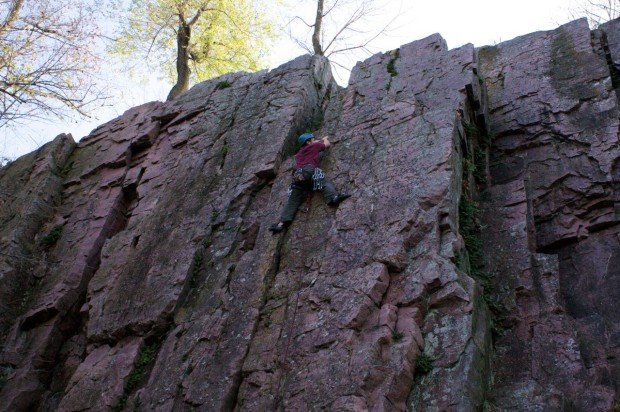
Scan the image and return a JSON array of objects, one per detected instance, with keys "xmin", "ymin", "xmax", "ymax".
[{"xmin": 298, "ymin": 133, "xmax": 314, "ymax": 146}]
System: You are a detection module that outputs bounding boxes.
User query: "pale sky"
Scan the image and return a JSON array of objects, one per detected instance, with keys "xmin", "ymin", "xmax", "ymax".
[{"xmin": 2, "ymin": 0, "xmax": 577, "ymax": 160}]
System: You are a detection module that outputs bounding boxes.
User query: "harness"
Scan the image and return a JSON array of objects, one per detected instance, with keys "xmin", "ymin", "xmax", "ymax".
[{"xmin": 288, "ymin": 165, "xmax": 325, "ymax": 194}]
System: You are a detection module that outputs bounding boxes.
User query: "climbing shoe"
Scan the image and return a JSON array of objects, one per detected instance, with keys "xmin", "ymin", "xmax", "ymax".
[
  {"xmin": 328, "ymin": 193, "xmax": 351, "ymax": 207},
  {"xmin": 269, "ymin": 221, "xmax": 289, "ymax": 234},
  {"xmin": 269, "ymin": 223, "xmax": 284, "ymax": 233}
]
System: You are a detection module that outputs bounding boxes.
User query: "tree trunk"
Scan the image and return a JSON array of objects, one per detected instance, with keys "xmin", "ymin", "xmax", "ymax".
[
  {"xmin": 312, "ymin": 0, "xmax": 324, "ymax": 56},
  {"xmin": 166, "ymin": 21, "xmax": 191, "ymax": 101},
  {"xmin": 0, "ymin": 0, "xmax": 24, "ymax": 35}
]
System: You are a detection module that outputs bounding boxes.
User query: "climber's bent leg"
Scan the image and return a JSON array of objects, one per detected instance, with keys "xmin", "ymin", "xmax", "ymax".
[
  {"xmin": 321, "ymin": 179, "xmax": 338, "ymax": 203},
  {"xmin": 321, "ymin": 178, "xmax": 350, "ymax": 206},
  {"xmin": 281, "ymin": 186, "xmax": 306, "ymax": 223}
]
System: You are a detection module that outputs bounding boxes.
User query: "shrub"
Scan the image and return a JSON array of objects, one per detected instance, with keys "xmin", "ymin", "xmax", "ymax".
[
  {"xmin": 216, "ymin": 80, "xmax": 232, "ymax": 90},
  {"xmin": 387, "ymin": 49, "xmax": 400, "ymax": 77},
  {"xmin": 115, "ymin": 343, "xmax": 159, "ymax": 411},
  {"xmin": 190, "ymin": 253, "xmax": 204, "ymax": 288},
  {"xmin": 415, "ymin": 353, "xmax": 433, "ymax": 374},
  {"xmin": 41, "ymin": 225, "xmax": 63, "ymax": 247}
]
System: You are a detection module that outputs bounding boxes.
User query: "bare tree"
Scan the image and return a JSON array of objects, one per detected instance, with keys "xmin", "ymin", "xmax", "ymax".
[
  {"xmin": 288, "ymin": 0, "xmax": 402, "ymax": 76},
  {"xmin": 0, "ymin": 0, "xmax": 107, "ymax": 129},
  {"xmin": 573, "ymin": 0, "xmax": 620, "ymax": 27}
]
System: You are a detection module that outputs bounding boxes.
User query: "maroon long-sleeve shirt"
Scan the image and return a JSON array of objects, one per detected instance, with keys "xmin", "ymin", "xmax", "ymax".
[{"xmin": 295, "ymin": 142, "xmax": 326, "ymax": 168}]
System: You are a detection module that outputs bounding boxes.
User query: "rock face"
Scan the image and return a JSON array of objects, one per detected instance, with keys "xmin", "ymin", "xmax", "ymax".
[
  {"xmin": 0, "ymin": 18, "xmax": 618, "ymax": 412},
  {"xmin": 478, "ymin": 19, "xmax": 619, "ymax": 410}
]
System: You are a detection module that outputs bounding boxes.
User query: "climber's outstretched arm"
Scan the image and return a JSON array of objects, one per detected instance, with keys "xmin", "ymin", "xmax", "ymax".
[{"xmin": 322, "ymin": 136, "xmax": 331, "ymax": 148}]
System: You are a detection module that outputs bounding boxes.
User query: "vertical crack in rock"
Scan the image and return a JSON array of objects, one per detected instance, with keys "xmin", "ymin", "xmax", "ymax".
[
  {"xmin": 228, "ymin": 58, "xmax": 336, "ymax": 411},
  {"xmin": 409, "ymin": 50, "xmax": 493, "ymax": 412},
  {"xmin": 252, "ymin": 73, "xmax": 339, "ymax": 410},
  {"xmin": 229, "ymin": 210, "xmax": 285, "ymax": 411},
  {"xmin": 56, "ymin": 162, "xmax": 153, "ymax": 412}
]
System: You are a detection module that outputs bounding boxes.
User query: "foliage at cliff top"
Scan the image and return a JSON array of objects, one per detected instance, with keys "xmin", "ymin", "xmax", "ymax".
[{"xmin": 110, "ymin": 0, "xmax": 276, "ymax": 84}]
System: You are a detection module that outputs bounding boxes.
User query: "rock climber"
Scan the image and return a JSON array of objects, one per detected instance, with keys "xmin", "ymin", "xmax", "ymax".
[{"xmin": 269, "ymin": 133, "xmax": 350, "ymax": 233}]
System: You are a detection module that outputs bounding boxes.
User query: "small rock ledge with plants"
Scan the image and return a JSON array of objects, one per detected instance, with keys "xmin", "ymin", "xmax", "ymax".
[{"xmin": 0, "ymin": 17, "xmax": 618, "ymax": 412}]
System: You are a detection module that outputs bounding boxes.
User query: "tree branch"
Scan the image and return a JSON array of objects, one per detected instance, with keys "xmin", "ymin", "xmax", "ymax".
[{"xmin": 0, "ymin": 0, "xmax": 23, "ymax": 35}]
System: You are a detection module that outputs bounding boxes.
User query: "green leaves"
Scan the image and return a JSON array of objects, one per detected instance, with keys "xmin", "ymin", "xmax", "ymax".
[
  {"xmin": 41, "ymin": 224, "xmax": 63, "ymax": 248},
  {"xmin": 111, "ymin": 0, "xmax": 276, "ymax": 85}
]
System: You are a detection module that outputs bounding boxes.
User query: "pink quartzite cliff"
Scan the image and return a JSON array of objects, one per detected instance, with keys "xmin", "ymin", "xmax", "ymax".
[{"xmin": 0, "ymin": 18, "xmax": 618, "ymax": 412}]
